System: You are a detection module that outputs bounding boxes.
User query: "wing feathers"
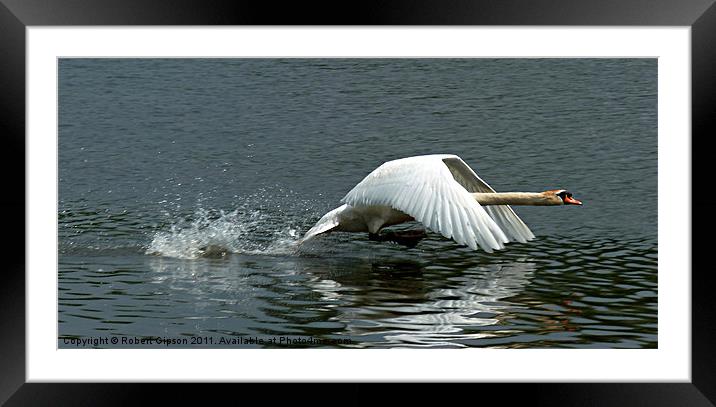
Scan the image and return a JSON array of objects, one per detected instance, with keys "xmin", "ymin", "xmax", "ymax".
[
  {"xmin": 442, "ymin": 156, "xmax": 535, "ymax": 243},
  {"xmin": 341, "ymin": 155, "xmax": 513, "ymax": 252}
]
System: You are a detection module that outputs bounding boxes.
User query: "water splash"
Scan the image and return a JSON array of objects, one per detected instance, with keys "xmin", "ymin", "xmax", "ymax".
[
  {"xmin": 146, "ymin": 207, "xmax": 301, "ymax": 259},
  {"xmin": 261, "ymin": 227, "xmax": 301, "ymax": 256}
]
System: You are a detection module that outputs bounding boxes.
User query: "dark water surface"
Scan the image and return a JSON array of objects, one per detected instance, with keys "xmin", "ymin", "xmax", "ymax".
[{"xmin": 59, "ymin": 59, "xmax": 657, "ymax": 348}]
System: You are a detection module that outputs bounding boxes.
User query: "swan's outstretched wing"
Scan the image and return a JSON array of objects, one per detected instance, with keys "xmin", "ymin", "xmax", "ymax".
[
  {"xmin": 301, "ymin": 204, "xmax": 347, "ymax": 242},
  {"xmin": 341, "ymin": 155, "xmax": 509, "ymax": 252},
  {"xmin": 442, "ymin": 156, "xmax": 535, "ymax": 243}
]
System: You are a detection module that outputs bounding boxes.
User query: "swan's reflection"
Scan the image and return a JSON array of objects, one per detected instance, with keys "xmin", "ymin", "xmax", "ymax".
[
  {"xmin": 298, "ymin": 257, "xmax": 536, "ymax": 348},
  {"xmin": 145, "ymin": 251, "xmax": 536, "ymax": 347},
  {"xmin": 386, "ymin": 262, "xmax": 535, "ymax": 347}
]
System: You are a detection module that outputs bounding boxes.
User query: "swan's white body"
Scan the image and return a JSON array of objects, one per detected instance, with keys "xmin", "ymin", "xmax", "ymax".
[{"xmin": 303, "ymin": 154, "xmax": 536, "ymax": 252}]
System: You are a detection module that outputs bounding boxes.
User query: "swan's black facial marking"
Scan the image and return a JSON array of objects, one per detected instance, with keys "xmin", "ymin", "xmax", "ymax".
[
  {"xmin": 556, "ymin": 190, "xmax": 582, "ymax": 205},
  {"xmin": 556, "ymin": 190, "xmax": 572, "ymax": 200}
]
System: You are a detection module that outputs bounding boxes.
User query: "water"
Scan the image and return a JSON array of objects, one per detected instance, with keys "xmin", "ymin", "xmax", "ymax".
[{"xmin": 59, "ymin": 59, "xmax": 657, "ymax": 348}]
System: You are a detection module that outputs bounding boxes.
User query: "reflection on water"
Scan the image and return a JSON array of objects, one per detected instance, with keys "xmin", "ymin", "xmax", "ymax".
[
  {"xmin": 329, "ymin": 260, "xmax": 537, "ymax": 347},
  {"xmin": 59, "ymin": 236, "xmax": 656, "ymax": 348}
]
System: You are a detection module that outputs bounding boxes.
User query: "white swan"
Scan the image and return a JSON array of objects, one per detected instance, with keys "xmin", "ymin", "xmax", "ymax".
[{"xmin": 302, "ymin": 154, "xmax": 582, "ymax": 252}]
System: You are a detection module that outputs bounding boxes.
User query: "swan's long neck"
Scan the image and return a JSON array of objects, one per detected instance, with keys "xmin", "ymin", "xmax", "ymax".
[{"xmin": 472, "ymin": 192, "xmax": 559, "ymax": 206}]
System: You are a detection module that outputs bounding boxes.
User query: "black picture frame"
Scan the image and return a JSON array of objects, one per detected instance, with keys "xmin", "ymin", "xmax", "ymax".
[{"xmin": 2, "ymin": 0, "xmax": 713, "ymax": 405}]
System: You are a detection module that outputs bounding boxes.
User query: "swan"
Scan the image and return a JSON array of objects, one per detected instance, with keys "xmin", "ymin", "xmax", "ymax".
[{"xmin": 301, "ymin": 154, "xmax": 582, "ymax": 252}]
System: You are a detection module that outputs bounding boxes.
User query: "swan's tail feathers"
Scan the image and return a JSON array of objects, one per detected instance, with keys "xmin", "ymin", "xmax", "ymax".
[{"xmin": 300, "ymin": 204, "xmax": 347, "ymax": 244}]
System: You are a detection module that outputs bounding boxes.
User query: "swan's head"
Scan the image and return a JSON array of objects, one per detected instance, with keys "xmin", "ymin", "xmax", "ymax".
[{"xmin": 548, "ymin": 189, "xmax": 582, "ymax": 205}]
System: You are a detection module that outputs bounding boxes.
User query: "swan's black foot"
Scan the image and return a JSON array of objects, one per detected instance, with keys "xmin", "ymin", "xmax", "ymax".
[{"xmin": 369, "ymin": 230, "xmax": 427, "ymax": 248}]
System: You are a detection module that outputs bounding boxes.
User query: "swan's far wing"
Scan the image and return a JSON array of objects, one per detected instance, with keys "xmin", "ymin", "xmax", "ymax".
[
  {"xmin": 341, "ymin": 156, "xmax": 509, "ymax": 252},
  {"xmin": 442, "ymin": 157, "xmax": 535, "ymax": 243}
]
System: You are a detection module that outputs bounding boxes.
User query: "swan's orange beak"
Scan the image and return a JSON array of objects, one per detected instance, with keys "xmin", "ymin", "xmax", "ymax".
[{"xmin": 564, "ymin": 196, "xmax": 582, "ymax": 205}]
